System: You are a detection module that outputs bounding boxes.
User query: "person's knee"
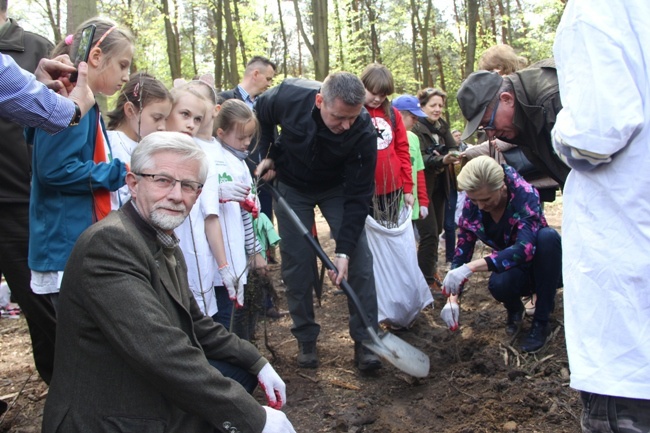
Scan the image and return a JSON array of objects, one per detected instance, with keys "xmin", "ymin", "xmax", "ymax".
[{"xmin": 537, "ymin": 227, "xmax": 561, "ymax": 252}]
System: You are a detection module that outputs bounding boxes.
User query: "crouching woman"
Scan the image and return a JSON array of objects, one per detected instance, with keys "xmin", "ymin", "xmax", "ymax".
[{"xmin": 442, "ymin": 155, "xmax": 561, "ymax": 353}]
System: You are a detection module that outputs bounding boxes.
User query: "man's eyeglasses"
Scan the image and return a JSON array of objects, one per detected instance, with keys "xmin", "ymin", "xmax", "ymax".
[
  {"xmin": 480, "ymin": 99, "xmax": 500, "ymax": 132},
  {"xmin": 135, "ymin": 173, "xmax": 203, "ymax": 194}
]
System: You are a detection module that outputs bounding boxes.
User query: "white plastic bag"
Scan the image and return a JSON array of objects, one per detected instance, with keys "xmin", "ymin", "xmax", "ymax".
[{"xmin": 365, "ymin": 206, "xmax": 433, "ymax": 328}]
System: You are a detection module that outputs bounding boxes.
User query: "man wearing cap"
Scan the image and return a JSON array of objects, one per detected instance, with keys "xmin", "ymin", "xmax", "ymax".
[
  {"xmin": 456, "ymin": 61, "xmax": 569, "ymax": 186},
  {"xmin": 392, "ymin": 95, "xmax": 430, "ymax": 221}
]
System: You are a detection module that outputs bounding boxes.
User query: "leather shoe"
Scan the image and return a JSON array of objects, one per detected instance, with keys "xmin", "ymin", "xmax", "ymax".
[
  {"xmin": 354, "ymin": 342, "xmax": 382, "ymax": 372},
  {"xmin": 520, "ymin": 320, "xmax": 550, "ymax": 353},
  {"xmin": 297, "ymin": 341, "xmax": 318, "ymax": 368},
  {"xmin": 505, "ymin": 307, "xmax": 524, "ymax": 336}
]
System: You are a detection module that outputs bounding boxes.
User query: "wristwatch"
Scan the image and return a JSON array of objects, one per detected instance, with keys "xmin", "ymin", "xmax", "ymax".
[{"xmin": 69, "ymin": 102, "xmax": 82, "ymax": 126}]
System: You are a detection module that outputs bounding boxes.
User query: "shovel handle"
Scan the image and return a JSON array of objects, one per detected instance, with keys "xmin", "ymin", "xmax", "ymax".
[{"xmin": 264, "ymin": 182, "xmax": 375, "ymax": 331}]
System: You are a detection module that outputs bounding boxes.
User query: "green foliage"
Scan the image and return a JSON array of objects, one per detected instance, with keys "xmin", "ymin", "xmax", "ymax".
[{"xmin": 22, "ymin": 0, "xmax": 562, "ymax": 123}]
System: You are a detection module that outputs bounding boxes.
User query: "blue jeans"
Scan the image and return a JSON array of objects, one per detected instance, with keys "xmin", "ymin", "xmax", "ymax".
[
  {"xmin": 487, "ymin": 227, "xmax": 562, "ymax": 323},
  {"xmin": 214, "ymin": 286, "xmax": 258, "ymax": 341}
]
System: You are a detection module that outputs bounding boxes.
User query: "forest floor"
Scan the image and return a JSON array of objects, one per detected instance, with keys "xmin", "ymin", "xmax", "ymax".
[{"xmin": 0, "ymin": 197, "xmax": 582, "ymax": 433}]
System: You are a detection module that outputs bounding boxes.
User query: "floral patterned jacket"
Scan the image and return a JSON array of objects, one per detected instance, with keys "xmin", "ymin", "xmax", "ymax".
[{"xmin": 452, "ymin": 165, "xmax": 548, "ymax": 273}]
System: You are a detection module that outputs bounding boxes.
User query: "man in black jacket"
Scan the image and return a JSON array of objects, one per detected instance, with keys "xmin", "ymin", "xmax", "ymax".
[
  {"xmin": 255, "ymin": 72, "xmax": 381, "ymax": 371},
  {"xmin": 0, "ymin": 0, "xmax": 57, "ymax": 385},
  {"xmin": 457, "ymin": 63, "xmax": 569, "ymax": 186}
]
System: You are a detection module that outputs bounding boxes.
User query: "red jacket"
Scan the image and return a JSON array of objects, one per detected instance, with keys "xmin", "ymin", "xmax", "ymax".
[{"xmin": 366, "ymin": 106, "xmax": 413, "ymax": 195}]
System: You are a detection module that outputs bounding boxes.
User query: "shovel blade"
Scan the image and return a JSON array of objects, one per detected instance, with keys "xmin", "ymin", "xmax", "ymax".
[{"xmin": 363, "ymin": 331, "xmax": 430, "ymax": 378}]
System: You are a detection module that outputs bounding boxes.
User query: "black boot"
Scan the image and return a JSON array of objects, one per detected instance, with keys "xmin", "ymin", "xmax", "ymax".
[
  {"xmin": 354, "ymin": 342, "xmax": 382, "ymax": 372},
  {"xmin": 520, "ymin": 320, "xmax": 550, "ymax": 353},
  {"xmin": 505, "ymin": 306, "xmax": 524, "ymax": 336},
  {"xmin": 297, "ymin": 341, "xmax": 318, "ymax": 368}
]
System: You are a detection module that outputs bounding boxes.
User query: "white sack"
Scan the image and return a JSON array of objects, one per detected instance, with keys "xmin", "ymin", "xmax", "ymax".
[{"xmin": 365, "ymin": 206, "xmax": 433, "ymax": 328}]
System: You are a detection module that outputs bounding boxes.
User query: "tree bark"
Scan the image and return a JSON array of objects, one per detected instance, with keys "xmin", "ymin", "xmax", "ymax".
[
  {"xmin": 496, "ymin": 0, "xmax": 508, "ymax": 44},
  {"xmin": 293, "ymin": 0, "xmax": 329, "ymax": 81},
  {"xmin": 209, "ymin": 0, "xmax": 224, "ymax": 89},
  {"xmin": 158, "ymin": 0, "xmax": 182, "ymax": 79},
  {"xmin": 276, "ymin": 0, "xmax": 289, "ymax": 77},
  {"xmin": 222, "ymin": 0, "xmax": 240, "ymax": 86},
  {"xmin": 232, "ymin": 0, "xmax": 247, "ymax": 66},
  {"xmin": 364, "ymin": 0, "xmax": 381, "ymax": 63},
  {"xmin": 465, "ymin": 0, "xmax": 478, "ymax": 77}
]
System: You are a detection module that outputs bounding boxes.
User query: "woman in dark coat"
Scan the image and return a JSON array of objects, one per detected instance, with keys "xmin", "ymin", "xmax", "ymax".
[{"xmin": 411, "ymin": 88, "xmax": 460, "ymax": 289}]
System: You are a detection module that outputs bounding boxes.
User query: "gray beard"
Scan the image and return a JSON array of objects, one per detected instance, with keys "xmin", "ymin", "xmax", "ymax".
[{"xmin": 150, "ymin": 209, "xmax": 187, "ymax": 231}]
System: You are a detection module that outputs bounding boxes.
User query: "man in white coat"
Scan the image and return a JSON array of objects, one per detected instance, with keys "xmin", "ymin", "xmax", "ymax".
[{"xmin": 552, "ymin": 1, "xmax": 650, "ymax": 431}]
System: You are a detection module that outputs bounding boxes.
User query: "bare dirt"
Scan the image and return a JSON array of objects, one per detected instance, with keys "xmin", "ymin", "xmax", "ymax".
[{"xmin": 0, "ymin": 198, "xmax": 581, "ymax": 433}]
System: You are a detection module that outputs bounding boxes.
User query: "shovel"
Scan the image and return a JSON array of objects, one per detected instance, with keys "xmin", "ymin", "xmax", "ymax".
[{"xmin": 265, "ymin": 182, "xmax": 430, "ymax": 378}]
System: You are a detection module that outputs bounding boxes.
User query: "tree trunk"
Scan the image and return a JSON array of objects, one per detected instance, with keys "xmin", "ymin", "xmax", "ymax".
[
  {"xmin": 293, "ymin": 0, "xmax": 329, "ymax": 81},
  {"xmin": 465, "ymin": 0, "xmax": 478, "ymax": 77},
  {"xmin": 332, "ymin": 0, "xmax": 345, "ymax": 70},
  {"xmin": 210, "ymin": 0, "xmax": 224, "ymax": 89},
  {"xmin": 222, "ymin": 0, "xmax": 240, "ymax": 86},
  {"xmin": 312, "ymin": 0, "xmax": 329, "ymax": 81},
  {"xmin": 276, "ymin": 0, "xmax": 289, "ymax": 77},
  {"xmin": 364, "ymin": 0, "xmax": 381, "ymax": 63},
  {"xmin": 158, "ymin": 0, "xmax": 182, "ymax": 79},
  {"xmin": 452, "ymin": 0, "xmax": 466, "ymax": 78},
  {"xmin": 66, "ymin": 0, "xmax": 95, "ymax": 34},
  {"xmin": 188, "ymin": 4, "xmax": 198, "ymax": 77},
  {"xmin": 415, "ymin": 0, "xmax": 433, "ymax": 87},
  {"xmin": 488, "ymin": 0, "xmax": 498, "ymax": 45},
  {"xmin": 232, "ymin": 0, "xmax": 247, "ymax": 66},
  {"xmin": 409, "ymin": 4, "xmax": 419, "ymax": 84},
  {"xmin": 496, "ymin": 0, "xmax": 508, "ymax": 44}
]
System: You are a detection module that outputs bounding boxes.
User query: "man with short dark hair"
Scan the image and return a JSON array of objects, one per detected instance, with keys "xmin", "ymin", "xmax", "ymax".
[
  {"xmin": 457, "ymin": 64, "xmax": 569, "ymax": 186},
  {"xmin": 43, "ymin": 132, "xmax": 294, "ymax": 433},
  {"xmin": 254, "ymin": 72, "xmax": 381, "ymax": 372},
  {"xmin": 220, "ymin": 55, "xmax": 277, "ymax": 108}
]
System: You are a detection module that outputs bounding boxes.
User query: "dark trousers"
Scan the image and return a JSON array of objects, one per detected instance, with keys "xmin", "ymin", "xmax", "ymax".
[
  {"xmin": 414, "ymin": 179, "xmax": 445, "ymax": 284},
  {"xmin": 443, "ymin": 187, "xmax": 458, "ymax": 262},
  {"xmin": 487, "ymin": 227, "xmax": 562, "ymax": 323},
  {"xmin": 207, "ymin": 358, "xmax": 257, "ymax": 394},
  {"xmin": 0, "ymin": 204, "xmax": 57, "ymax": 384},
  {"xmin": 273, "ymin": 181, "xmax": 378, "ymax": 343},
  {"xmin": 580, "ymin": 392, "xmax": 650, "ymax": 433}
]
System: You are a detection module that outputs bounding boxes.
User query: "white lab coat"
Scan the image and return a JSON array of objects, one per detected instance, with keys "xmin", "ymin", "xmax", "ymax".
[{"xmin": 553, "ymin": 0, "xmax": 650, "ymax": 399}]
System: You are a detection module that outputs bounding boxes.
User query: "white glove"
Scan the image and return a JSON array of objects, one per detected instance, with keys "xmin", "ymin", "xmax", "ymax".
[
  {"xmin": 441, "ymin": 300, "xmax": 460, "ymax": 331},
  {"xmin": 218, "ymin": 265, "xmax": 244, "ymax": 308},
  {"xmin": 219, "ymin": 181, "xmax": 250, "ymax": 203},
  {"xmin": 419, "ymin": 206, "xmax": 429, "ymax": 219},
  {"xmin": 441, "ymin": 264, "xmax": 472, "ymax": 296},
  {"xmin": 261, "ymin": 406, "xmax": 296, "ymax": 433},
  {"xmin": 257, "ymin": 363, "xmax": 286, "ymax": 409}
]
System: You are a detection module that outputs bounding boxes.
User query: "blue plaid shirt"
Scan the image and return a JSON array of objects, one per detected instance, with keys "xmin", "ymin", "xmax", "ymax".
[{"xmin": 0, "ymin": 53, "xmax": 75, "ymax": 134}]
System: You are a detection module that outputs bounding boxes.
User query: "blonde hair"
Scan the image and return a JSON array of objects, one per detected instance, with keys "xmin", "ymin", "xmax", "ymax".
[
  {"xmin": 457, "ymin": 155, "xmax": 505, "ymax": 192},
  {"xmin": 170, "ymin": 84, "xmax": 209, "ymax": 106},
  {"xmin": 478, "ymin": 44, "xmax": 528, "ymax": 75}
]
